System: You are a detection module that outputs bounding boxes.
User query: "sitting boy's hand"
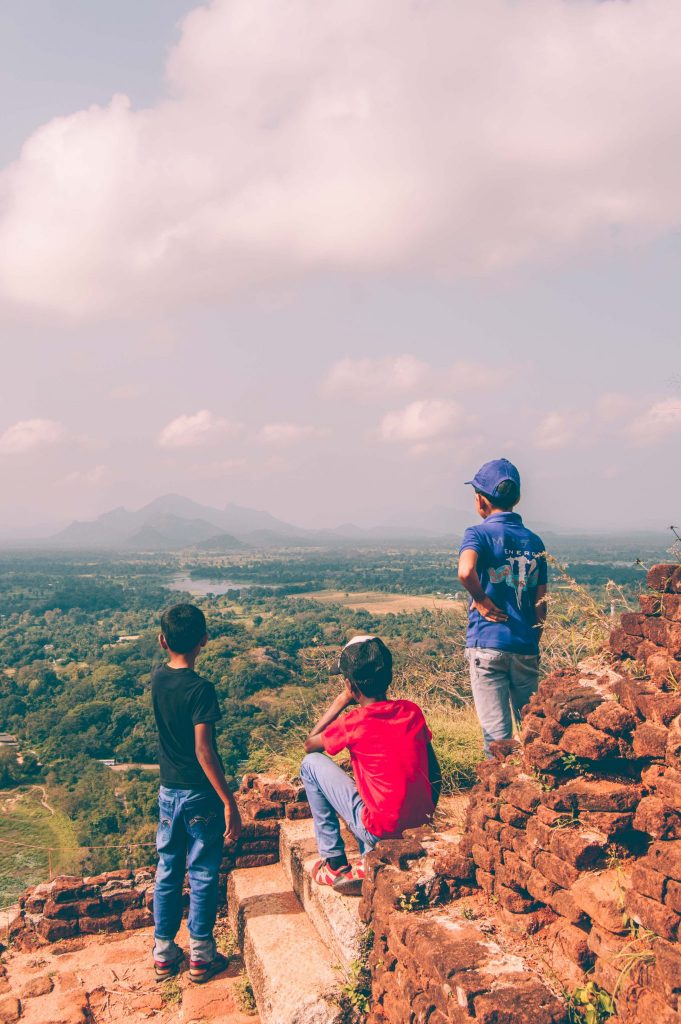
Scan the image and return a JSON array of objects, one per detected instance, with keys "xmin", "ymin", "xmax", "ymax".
[
  {"xmin": 342, "ymin": 679, "xmax": 357, "ymax": 705},
  {"xmin": 472, "ymin": 596, "xmax": 509, "ymax": 623},
  {"xmin": 223, "ymin": 805, "xmax": 242, "ymax": 845}
]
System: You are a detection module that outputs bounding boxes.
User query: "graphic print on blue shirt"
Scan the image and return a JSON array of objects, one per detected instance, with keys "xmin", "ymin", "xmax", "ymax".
[{"xmin": 459, "ymin": 512, "xmax": 547, "ymax": 654}]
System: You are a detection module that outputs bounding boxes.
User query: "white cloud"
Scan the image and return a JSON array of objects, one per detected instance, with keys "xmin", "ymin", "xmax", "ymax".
[
  {"xmin": 4, "ymin": 1, "xmax": 681, "ymax": 313},
  {"xmin": 596, "ymin": 392, "xmax": 638, "ymax": 422},
  {"xmin": 534, "ymin": 412, "xmax": 583, "ymax": 450},
  {"xmin": 380, "ymin": 399, "xmax": 462, "ymax": 444},
  {"xmin": 324, "ymin": 356, "xmax": 428, "ymax": 397},
  {"xmin": 0, "ymin": 418, "xmax": 64, "ymax": 454},
  {"xmin": 63, "ymin": 464, "xmax": 107, "ymax": 485},
  {"xmin": 627, "ymin": 398, "xmax": 681, "ymax": 444},
  {"xmin": 157, "ymin": 410, "xmax": 240, "ymax": 448},
  {"xmin": 258, "ymin": 422, "xmax": 319, "ymax": 445}
]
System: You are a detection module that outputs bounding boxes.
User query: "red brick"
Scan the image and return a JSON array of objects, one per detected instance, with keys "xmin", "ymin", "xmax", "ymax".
[
  {"xmin": 665, "ymin": 879, "xmax": 681, "ymax": 914},
  {"xmin": 79, "ymin": 914, "xmax": 123, "ymax": 934},
  {"xmin": 525, "ymin": 869, "xmax": 560, "ymax": 904},
  {"xmin": 547, "ymin": 888, "xmax": 589, "ymax": 926},
  {"xmin": 633, "ymin": 796, "xmax": 681, "ymax": 840},
  {"xmin": 543, "ymin": 919, "xmax": 593, "ymax": 970},
  {"xmin": 496, "ymin": 884, "xmax": 537, "ymax": 914},
  {"xmin": 578, "ymin": 810, "xmax": 634, "ymax": 838},
  {"xmin": 542, "ymin": 778, "xmax": 642, "ymax": 812},
  {"xmin": 285, "ymin": 802, "xmax": 312, "ymax": 820},
  {"xmin": 571, "ymin": 869, "xmax": 630, "ymax": 934},
  {"xmin": 633, "ymin": 722, "xmax": 669, "ymax": 760},
  {"xmin": 647, "ymin": 564, "xmax": 681, "ymax": 594},
  {"xmin": 631, "ymin": 860, "xmax": 668, "ymax": 901},
  {"xmin": 610, "ymin": 627, "xmax": 641, "ymax": 659},
  {"xmin": 638, "ymin": 693, "xmax": 681, "ymax": 727},
  {"xmin": 503, "ymin": 780, "xmax": 542, "ymax": 813},
  {"xmin": 620, "ymin": 612, "xmax": 645, "ymax": 637},
  {"xmin": 560, "ymin": 723, "xmax": 618, "ymax": 759},
  {"xmin": 499, "ymin": 803, "xmax": 530, "ymax": 828},
  {"xmin": 121, "ymin": 907, "xmax": 153, "ymax": 929},
  {"xmin": 549, "ymin": 828, "xmax": 607, "ymax": 869},
  {"xmin": 525, "ymin": 741, "xmax": 564, "ymax": 773},
  {"xmin": 234, "ymin": 853, "xmax": 279, "ymax": 868},
  {"xmin": 624, "ymin": 890, "xmax": 680, "ymax": 941},
  {"xmin": 36, "ymin": 918, "xmax": 78, "ymax": 941},
  {"xmin": 653, "ymin": 937, "xmax": 681, "ymax": 1010},
  {"xmin": 534, "ymin": 851, "xmax": 579, "ymax": 889},
  {"xmin": 539, "ymin": 718, "xmax": 565, "ymax": 744},
  {"xmin": 587, "ymin": 702, "xmax": 637, "ymax": 736},
  {"xmin": 646, "ymin": 840, "xmax": 681, "ymax": 881}
]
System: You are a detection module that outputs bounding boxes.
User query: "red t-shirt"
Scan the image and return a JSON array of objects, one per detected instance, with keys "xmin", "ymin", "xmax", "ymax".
[{"xmin": 322, "ymin": 699, "xmax": 435, "ymax": 838}]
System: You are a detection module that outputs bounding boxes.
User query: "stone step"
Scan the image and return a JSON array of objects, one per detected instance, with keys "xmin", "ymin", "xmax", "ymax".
[
  {"xmin": 228, "ymin": 863, "xmax": 343, "ymax": 1024},
  {"xmin": 279, "ymin": 818, "xmax": 364, "ymax": 968}
]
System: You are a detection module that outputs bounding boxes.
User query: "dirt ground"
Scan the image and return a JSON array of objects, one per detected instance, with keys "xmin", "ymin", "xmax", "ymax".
[
  {"xmin": 0, "ymin": 914, "xmax": 258, "ymax": 1024},
  {"xmin": 293, "ymin": 590, "xmax": 465, "ymax": 615}
]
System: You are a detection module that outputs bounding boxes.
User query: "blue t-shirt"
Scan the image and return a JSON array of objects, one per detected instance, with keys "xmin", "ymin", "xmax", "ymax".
[{"xmin": 459, "ymin": 512, "xmax": 547, "ymax": 654}]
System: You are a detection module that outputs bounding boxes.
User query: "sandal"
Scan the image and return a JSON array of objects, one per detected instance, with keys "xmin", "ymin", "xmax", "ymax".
[
  {"xmin": 154, "ymin": 952, "xmax": 184, "ymax": 982},
  {"xmin": 189, "ymin": 951, "xmax": 230, "ymax": 985}
]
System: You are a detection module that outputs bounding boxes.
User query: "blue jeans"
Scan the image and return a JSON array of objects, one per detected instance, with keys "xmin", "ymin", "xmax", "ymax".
[
  {"xmin": 466, "ymin": 648, "xmax": 540, "ymax": 757},
  {"xmin": 300, "ymin": 753, "xmax": 378, "ymax": 860},
  {"xmin": 153, "ymin": 786, "xmax": 224, "ymax": 964}
]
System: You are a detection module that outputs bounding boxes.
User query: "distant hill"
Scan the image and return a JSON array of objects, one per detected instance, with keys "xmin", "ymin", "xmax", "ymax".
[{"xmin": 51, "ymin": 494, "xmax": 303, "ymax": 550}]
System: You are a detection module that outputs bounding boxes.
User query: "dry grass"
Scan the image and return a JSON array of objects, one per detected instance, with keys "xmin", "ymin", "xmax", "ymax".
[{"xmin": 246, "ymin": 570, "xmax": 627, "ymax": 794}]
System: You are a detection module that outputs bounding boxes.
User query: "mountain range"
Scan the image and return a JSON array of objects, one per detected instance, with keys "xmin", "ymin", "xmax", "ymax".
[{"xmin": 49, "ymin": 494, "xmax": 470, "ymax": 550}]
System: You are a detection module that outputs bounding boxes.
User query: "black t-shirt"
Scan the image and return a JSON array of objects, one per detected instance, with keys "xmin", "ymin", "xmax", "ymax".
[{"xmin": 151, "ymin": 665, "xmax": 223, "ymax": 789}]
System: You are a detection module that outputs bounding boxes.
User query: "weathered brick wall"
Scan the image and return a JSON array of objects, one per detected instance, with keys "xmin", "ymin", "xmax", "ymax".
[
  {"xmin": 4, "ymin": 774, "xmax": 310, "ymax": 951},
  {"xmin": 360, "ymin": 564, "xmax": 681, "ymax": 1024}
]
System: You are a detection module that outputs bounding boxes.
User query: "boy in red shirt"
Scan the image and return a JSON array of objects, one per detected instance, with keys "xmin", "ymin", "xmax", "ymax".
[{"xmin": 301, "ymin": 635, "xmax": 440, "ymax": 890}]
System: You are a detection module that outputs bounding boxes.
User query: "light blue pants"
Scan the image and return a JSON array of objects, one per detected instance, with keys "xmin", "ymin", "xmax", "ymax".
[
  {"xmin": 153, "ymin": 786, "xmax": 224, "ymax": 964},
  {"xmin": 466, "ymin": 648, "xmax": 539, "ymax": 757},
  {"xmin": 300, "ymin": 753, "xmax": 378, "ymax": 860}
]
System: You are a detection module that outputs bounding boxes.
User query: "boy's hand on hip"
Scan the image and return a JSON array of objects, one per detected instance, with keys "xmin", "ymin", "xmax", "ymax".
[
  {"xmin": 223, "ymin": 805, "xmax": 242, "ymax": 845},
  {"xmin": 472, "ymin": 596, "xmax": 509, "ymax": 623}
]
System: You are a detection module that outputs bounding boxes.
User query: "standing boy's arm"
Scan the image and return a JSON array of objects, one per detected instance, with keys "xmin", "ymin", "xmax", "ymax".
[
  {"xmin": 458, "ymin": 549, "xmax": 508, "ymax": 623},
  {"xmin": 194, "ymin": 723, "xmax": 242, "ymax": 843},
  {"xmin": 426, "ymin": 741, "xmax": 442, "ymax": 808},
  {"xmin": 304, "ymin": 681, "xmax": 355, "ymax": 753}
]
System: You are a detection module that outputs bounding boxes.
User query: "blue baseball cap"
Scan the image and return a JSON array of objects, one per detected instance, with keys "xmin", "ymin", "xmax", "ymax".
[{"xmin": 465, "ymin": 458, "xmax": 521, "ymax": 500}]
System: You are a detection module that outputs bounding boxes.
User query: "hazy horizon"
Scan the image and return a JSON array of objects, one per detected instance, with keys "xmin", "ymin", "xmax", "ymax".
[{"xmin": 1, "ymin": 1, "xmax": 680, "ymax": 534}]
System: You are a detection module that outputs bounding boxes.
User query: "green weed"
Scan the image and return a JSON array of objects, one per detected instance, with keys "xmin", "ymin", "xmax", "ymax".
[
  {"xmin": 235, "ymin": 972, "xmax": 257, "ymax": 1015},
  {"xmin": 566, "ymin": 981, "xmax": 615, "ymax": 1024}
]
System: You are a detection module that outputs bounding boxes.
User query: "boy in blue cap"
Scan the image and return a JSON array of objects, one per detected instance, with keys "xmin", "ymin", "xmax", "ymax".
[{"xmin": 458, "ymin": 459, "xmax": 548, "ymax": 757}]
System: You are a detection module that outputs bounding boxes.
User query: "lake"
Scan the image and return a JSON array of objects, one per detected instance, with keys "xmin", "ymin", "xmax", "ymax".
[{"xmin": 166, "ymin": 575, "xmax": 252, "ymax": 596}]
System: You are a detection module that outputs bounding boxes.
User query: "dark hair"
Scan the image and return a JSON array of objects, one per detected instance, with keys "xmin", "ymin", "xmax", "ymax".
[
  {"xmin": 160, "ymin": 604, "xmax": 207, "ymax": 654},
  {"xmin": 340, "ymin": 637, "xmax": 392, "ymax": 697},
  {"xmin": 476, "ymin": 479, "xmax": 520, "ymax": 511}
]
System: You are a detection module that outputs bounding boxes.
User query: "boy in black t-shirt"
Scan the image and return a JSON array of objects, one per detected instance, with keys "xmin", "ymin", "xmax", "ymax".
[{"xmin": 150, "ymin": 604, "xmax": 241, "ymax": 984}]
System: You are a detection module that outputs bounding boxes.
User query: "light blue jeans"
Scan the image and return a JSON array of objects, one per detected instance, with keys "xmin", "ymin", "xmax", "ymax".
[
  {"xmin": 300, "ymin": 753, "xmax": 378, "ymax": 860},
  {"xmin": 153, "ymin": 786, "xmax": 224, "ymax": 964},
  {"xmin": 466, "ymin": 648, "xmax": 540, "ymax": 757}
]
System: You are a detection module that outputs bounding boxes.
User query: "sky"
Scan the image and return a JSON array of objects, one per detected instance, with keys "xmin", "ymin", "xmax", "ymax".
[{"xmin": 0, "ymin": 0, "xmax": 680, "ymax": 536}]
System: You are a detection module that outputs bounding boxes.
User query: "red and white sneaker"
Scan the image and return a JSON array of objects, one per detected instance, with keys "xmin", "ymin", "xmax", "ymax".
[
  {"xmin": 330, "ymin": 858, "xmax": 365, "ymax": 897},
  {"xmin": 351, "ymin": 858, "xmax": 365, "ymax": 881},
  {"xmin": 312, "ymin": 858, "xmax": 352, "ymax": 888}
]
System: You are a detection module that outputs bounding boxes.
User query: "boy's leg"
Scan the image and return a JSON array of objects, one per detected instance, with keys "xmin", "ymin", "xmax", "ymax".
[
  {"xmin": 183, "ymin": 792, "xmax": 225, "ymax": 966},
  {"xmin": 466, "ymin": 648, "xmax": 513, "ymax": 758},
  {"xmin": 153, "ymin": 788, "xmax": 187, "ymax": 966},
  {"xmin": 509, "ymin": 654, "xmax": 540, "ymax": 724},
  {"xmin": 300, "ymin": 752, "xmax": 375, "ymax": 860}
]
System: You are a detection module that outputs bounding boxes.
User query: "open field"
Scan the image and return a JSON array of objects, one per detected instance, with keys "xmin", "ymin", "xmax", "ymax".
[
  {"xmin": 292, "ymin": 590, "xmax": 466, "ymax": 614},
  {"xmin": 0, "ymin": 787, "xmax": 81, "ymax": 909}
]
